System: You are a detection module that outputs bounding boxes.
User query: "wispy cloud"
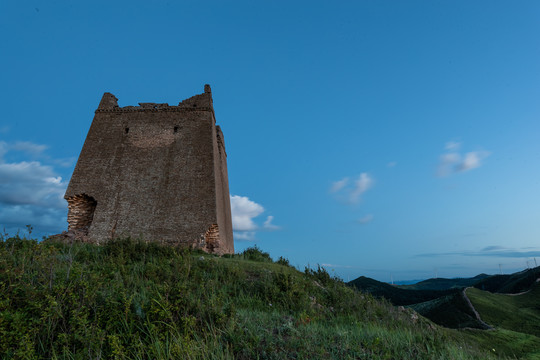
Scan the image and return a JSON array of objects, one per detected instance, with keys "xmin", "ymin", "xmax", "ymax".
[
  {"xmin": 263, "ymin": 215, "xmax": 280, "ymax": 230},
  {"xmin": 321, "ymin": 263, "xmax": 357, "ymax": 269},
  {"xmin": 330, "ymin": 177, "xmax": 349, "ymax": 193},
  {"xmin": 357, "ymin": 214, "xmax": 374, "ymax": 224},
  {"xmin": 387, "ymin": 161, "xmax": 397, "ymax": 168},
  {"xmin": 331, "ymin": 173, "xmax": 373, "ymax": 204},
  {"xmin": 230, "ymin": 195, "xmax": 280, "ymax": 241},
  {"xmin": 351, "ymin": 173, "xmax": 373, "ymax": 202},
  {"xmin": 445, "ymin": 141, "xmax": 461, "ymax": 151},
  {"xmin": 234, "ymin": 231, "xmax": 256, "ymax": 241},
  {"xmin": 437, "ymin": 141, "xmax": 490, "ymax": 177},
  {"xmin": 481, "ymin": 245, "xmax": 507, "ymax": 252},
  {"xmin": 10, "ymin": 141, "xmax": 48, "ymax": 155},
  {"xmin": 416, "ymin": 246, "xmax": 540, "ymax": 259},
  {"xmin": 456, "ymin": 151, "xmax": 490, "ymax": 172}
]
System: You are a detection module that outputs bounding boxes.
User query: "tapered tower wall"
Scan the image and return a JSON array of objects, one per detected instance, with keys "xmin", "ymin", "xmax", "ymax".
[{"xmin": 64, "ymin": 85, "xmax": 234, "ymax": 254}]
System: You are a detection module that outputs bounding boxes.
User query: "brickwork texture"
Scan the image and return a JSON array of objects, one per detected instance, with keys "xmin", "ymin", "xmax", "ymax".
[{"xmin": 64, "ymin": 85, "xmax": 234, "ymax": 254}]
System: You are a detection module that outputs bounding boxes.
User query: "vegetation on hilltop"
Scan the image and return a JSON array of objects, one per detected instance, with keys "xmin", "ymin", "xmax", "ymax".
[
  {"xmin": 473, "ymin": 267, "xmax": 540, "ymax": 294},
  {"xmin": 409, "ymin": 292, "xmax": 489, "ymax": 330},
  {"xmin": 0, "ymin": 235, "xmax": 501, "ymax": 359},
  {"xmin": 347, "ymin": 267, "xmax": 540, "ymax": 359},
  {"xmin": 398, "ymin": 275, "xmax": 489, "ymax": 291},
  {"xmin": 467, "ymin": 284, "xmax": 540, "ymax": 337},
  {"xmin": 347, "ymin": 276, "xmax": 457, "ymax": 306}
]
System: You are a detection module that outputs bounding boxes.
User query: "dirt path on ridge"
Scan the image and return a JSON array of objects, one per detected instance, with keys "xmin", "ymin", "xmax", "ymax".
[{"xmin": 462, "ymin": 287, "xmax": 493, "ymax": 330}]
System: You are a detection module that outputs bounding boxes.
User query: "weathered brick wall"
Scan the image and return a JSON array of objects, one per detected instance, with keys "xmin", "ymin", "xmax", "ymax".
[
  {"xmin": 66, "ymin": 194, "xmax": 97, "ymax": 232},
  {"xmin": 64, "ymin": 85, "xmax": 234, "ymax": 254}
]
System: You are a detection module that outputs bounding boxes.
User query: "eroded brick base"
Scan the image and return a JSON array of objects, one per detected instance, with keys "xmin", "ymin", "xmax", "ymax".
[
  {"xmin": 195, "ymin": 224, "xmax": 221, "ymax": 253},
  {"xmin": 66, "ymin": 194, "xmax": 97, "ymax": 233}
]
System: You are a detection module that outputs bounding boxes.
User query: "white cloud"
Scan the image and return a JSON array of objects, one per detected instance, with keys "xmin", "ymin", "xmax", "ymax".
[
  {"xmin": 0, "ymin": 205, "xmax": 66, "ymax": 233},
  {"xmin": 0, "ymin": 141, "xmax": 68, "ymax": 235},
  {"xmin": 437, "ymin": 152, "xmax": 460, "ymax": 177},
  {"xmin": 445, "ymin": 141, "xmax": 461, "ymax": 151},
  {"xmin": 233, "ymin": 231, "xmax": 256, "ymax": 241},
  {"xmin": 437, "ymin": 142, "xmax": 490, "ymax": 177},
  {"xmin": 0, "ymin": 141, "xmax": 7, "ymax": 161},
  {"xmin": 387, "ymin": 161, "xmax": 397, "ymax": 168},
  {"xmin": 441, "ymin": 152, "xmax": 460, "ymax": 165},
  {"xmin": 230, "ymin": 194, "xmax": 279, "ymax": 241},
  {"xmin": 330, "ymin": 177, "xmax": 349, "ymax": 193},
  {"xmin": 230, "ymin": 195, "xmax": 264, "ymax": 231},
  {"xmin": 263, "ymin": 215, "xmax": 280, "ymax": 230},
  {"xmin": 456, "ymin": 151, "xmax": 490, "ymax": 172},
  {"xmin": 350, "ymin": 173, "xmax": 373, "ymax": 203},
  {"xmin": 0, "ymin": 161, "xmax": 67, "ymax": 208},
  {"xmin": 357, "ymin": 214, "xmax": 374, "ymax": 224},
  {"xmin": 330, "ymin": 173, "xmax": 374, "ymax": 204},
  {"xmin": 11, "ymin": 141, "xmax": 48, "ymax": 155}
]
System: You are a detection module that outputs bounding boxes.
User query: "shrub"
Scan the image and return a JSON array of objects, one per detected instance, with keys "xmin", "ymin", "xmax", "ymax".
[{"xmin": 240, "ymin": 245, "xmax": 272, "ymax": 262}]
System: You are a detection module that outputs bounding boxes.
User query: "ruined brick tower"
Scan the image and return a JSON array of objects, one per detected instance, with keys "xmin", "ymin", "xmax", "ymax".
[{"xmin": 64, "ymin": 85, "xmax": 234, "ymax": 254}]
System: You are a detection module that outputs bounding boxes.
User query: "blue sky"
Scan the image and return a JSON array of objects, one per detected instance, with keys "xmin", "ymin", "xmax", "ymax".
[{"xmin": 1, "ymin": 1, "xmax": 539, "ymax": 282}]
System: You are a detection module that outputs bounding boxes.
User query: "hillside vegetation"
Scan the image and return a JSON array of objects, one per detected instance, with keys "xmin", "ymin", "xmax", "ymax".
[
  {"xmin": 409, "ymin": 292, "xmax": 489, "ymax": 330},
  {"xmin": 348, "ymin": 276, "xmax": 456, "ymax": 306},
  {"xmin": 467, "ymin": 284, "xmax": 540, "ymax": 337},
  {"xmin": 0, "ymin": 236, "xmax": 501, "ymax": 359},
  {"xmin": 473, "ymin": 268, "xmax": 540, "ymax": 294},
  {"xmin": 347, "ymin": 266, "xmax": 540, "ymax": 359},
  {"xmin": 398, "ymin": 275, "xmax": 489, "ymax": 291}
]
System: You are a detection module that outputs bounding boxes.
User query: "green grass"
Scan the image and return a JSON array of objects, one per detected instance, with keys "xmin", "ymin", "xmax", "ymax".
[
  {"xmin": 463, "ymin": 286, "xmax": 540, "ymax": 359},
  {"xmin": 0, "ymin": 236, "xmax": 510, "ymax": 359},
  {"xmin": 466, "ymin": 285, "xmax": 540, "ymax": 337},
  {"xmin": 463, "ymin": 328, "xmax": 540, "ymax": 360},
  {"xmin": 473, "ymin": 267, "xmax": 540, "ymax": 294},
  {"xmin": 410, "ymin": 291, "xmax": 488, "ymax": 330}
]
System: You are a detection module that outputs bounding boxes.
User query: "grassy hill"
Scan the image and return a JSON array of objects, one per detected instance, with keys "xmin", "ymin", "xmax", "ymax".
[
  {"xmin": 346, "ymin": 267, "xmax": 540, "ymax": 359},
  {"xmin": 473, "ymin": 267, "xmax": 540, "ymax": 294},
  {"xmin": 410, "ymin": 291, "xmax": 489, "ymax": 330},
  {"xmin": 464, "ymin": 284, "xmax": 540, "ymax": 360},
  {"xmin": 467, "ymin": 283, "xmax": 540, "ymax": 337},
  {"xmin": 347, "ymin": 276, "xmax": 456, "ymax": 306},
  {"xmin": 0, "ymin": 235, "xmax": 504, "ymax": 359},
  {"xmin": 399, "ymin": 274, "xmax": 489, "ymax": 291}
]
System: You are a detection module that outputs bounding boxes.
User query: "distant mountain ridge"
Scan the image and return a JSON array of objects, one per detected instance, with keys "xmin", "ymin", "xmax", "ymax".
[
  {"xmin": 398, "ymin": 273, "xmax": 490, "ymax": 291},
  {"xmin": 347, "ymin": 276, "xmax": 457, "ymax": 306},
  {"xmin": 347, "ymin": 266, "xmax": 540, "ymax": 331}
]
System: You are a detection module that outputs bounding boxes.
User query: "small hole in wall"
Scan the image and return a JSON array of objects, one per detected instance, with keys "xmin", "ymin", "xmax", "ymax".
[
  {"xmin": 174, "ymin": 126, "xmax": 179, "ymax": 133},
  {"xmin": 192, "ymin": 104, "xmax": 197, "ymax": 108},
  {"xmin": 125, "ymin": 127, "xmax": 129, "ymax": 134}
]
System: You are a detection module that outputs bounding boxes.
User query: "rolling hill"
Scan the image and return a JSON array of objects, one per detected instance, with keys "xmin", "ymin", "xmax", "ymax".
[
  {"xmin": 347, "ymin": 266, "xmax": 540, "ymax": 359},
  {"xmin": 347, "ymin": 276, "xmax": 456, "ymax": 306},
  {"xmin": 467, "ymin": 282, "xmax": 540, "ymax": 337},
  {"xmin": 399, "ymin": 274, "xmax": 489, "ymax": 291},
  {"xmin": 1, "ymin": 235, "xmax": 505, "ymax": 359}
]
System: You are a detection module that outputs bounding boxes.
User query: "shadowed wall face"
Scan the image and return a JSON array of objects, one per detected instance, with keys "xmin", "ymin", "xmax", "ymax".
[{"xmin": 64, "ymin": 85, "xmax": 234, "ymax": 254}]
